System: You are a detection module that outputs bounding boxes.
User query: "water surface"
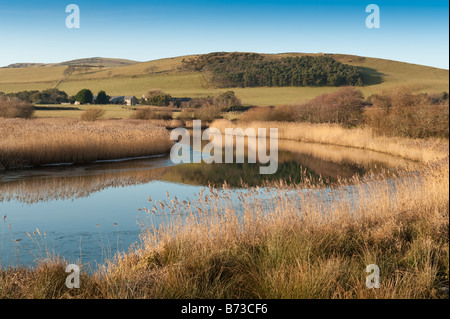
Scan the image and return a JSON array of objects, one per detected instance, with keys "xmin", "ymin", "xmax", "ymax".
[{"xmin": 0, "ymin": 139, "xmax": 419, "ymax": 268}]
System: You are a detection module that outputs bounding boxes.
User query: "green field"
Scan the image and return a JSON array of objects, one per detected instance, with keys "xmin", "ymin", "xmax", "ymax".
[{"xmin": 1, "ymin": 52, "xmax": 448, "ymax": 111}]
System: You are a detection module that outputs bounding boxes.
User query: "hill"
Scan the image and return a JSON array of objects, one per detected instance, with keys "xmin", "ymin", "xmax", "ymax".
[
  {"xmin": 56, "ymin": 57, "xmax": 138, "ymax": 68},
  {"xmin": 2, "ymin": 57, "xmax": 138, "ymax": 69},
  {"xmin": 0, "ymin": 53, "xmax": 448, "ymax": 106},
  {"xmin": 3, "ymin": 63, "xmax": 47, "ymax": 68}
]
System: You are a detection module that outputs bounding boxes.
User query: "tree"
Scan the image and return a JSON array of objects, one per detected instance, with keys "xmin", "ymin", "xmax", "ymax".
[
  {"xmin": 215, "ymin": 91, "xmax": 242, "ymax": 110},
  {"xmin": 38, "ymin": 88, "xmax": 68, "ymax": 104},
  {"xmin": 75, "ymin": 89, "xmax": 93, "ymax": 104},
  {"xmin": 144, "ymin": 89, "xmax": 172, "ymax": 106},
  {"xmin": 95, "ymin": 90, "xmax": 109, "ymax": 104},
  {"xmin": 2, "ymin": 89, "xmax": 68, "ymax": 104},
  {"xmin": 69, "ymin": 96, "xmax": 76, "ymax": 104}
]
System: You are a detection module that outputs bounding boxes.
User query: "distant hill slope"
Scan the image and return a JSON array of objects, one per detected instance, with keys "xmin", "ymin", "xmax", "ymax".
[
  {"xmin": 56, "ymin": 57, "xmax": 138, "ymax": 67},
  {"xmin": 2, "ymin": 57, "xmax": 138, "ymax": 69},
  {"xmin": 3, "ymin": 63, "xmax": 47, "ymax": 68},
  {"xmin": 0, "ymin": 53, "xmax": 448, "ymax": 106}
]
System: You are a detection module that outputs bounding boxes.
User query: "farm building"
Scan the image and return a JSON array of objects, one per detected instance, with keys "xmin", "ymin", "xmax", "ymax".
[
  {"xmin": 109, "ymin": 96, "xmax": 138, "ymax": 106},
  {"xmin": 124, "ymin": 96, "xmax": 138, "ymax": 106},
  {"xmin": 109, "ymin": 96, "xmax": 125, "ymax": 104}
]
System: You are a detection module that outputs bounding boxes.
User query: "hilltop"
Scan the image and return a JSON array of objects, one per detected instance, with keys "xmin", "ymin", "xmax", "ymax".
[
  {"xmin": 3, "ymin": 63, "xmax": 47, "ymax": 68},
  {"xmin": 2, "ymin": 57, "xmax": 138, "ymax": 69},
  {"xmin": 0, "ymin": 53, "xmax": 448, "ymax": 106},
  {"xmin": 56, "ymin": 57, "xmax": 138, "ymax": 68}
]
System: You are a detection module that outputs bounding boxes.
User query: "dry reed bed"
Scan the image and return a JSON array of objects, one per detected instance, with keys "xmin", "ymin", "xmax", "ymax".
[
  {"xmin": 1, "ymin": 118, "xmax": 448, "ymax": 299},
  {"xmin": 211, "ymin": 119, "xmax": 449, "ymax": 163},
  {"xmin": 0, "ymin": 118, "xmax": 173, "ymax": 170},
  {"xmin": 1, "ymin": 160, "xmax": 448, "ymax": 298},
  {"xmin": 100, "ymin": 161, "xmax": 450, "ymax": 298}
]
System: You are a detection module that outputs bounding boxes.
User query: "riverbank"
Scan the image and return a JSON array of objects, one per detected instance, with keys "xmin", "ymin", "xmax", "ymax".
[
  {"xmin": 210, "ymin": 119, "xmax": 449, "ymax": 163},
  {"xmin": 0, "ymin": 159, "xmax": 448, "ymax": 298},
  {"xmin": 0, "ymin": 119, "xmax": 448, "ymax": 299},
  {"xmin": 0, "ymin": 118, "xmax": 173, "ymax": 170}
]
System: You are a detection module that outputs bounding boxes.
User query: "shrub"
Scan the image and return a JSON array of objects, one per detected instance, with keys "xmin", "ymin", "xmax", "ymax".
[
  {"xmin": 240, "ymin": 88, "xmax": 364, "ymax": 125},
  {"xmin": 80, "ymin": 108, "xmax": 105, "ymax": 121},
  {"xmin": 215, "ymin": 91, "xmax": 242, "ymax": 110},
  {"xmin": 181, "ymin": 97, "xmax": 212, "ymax": 109},
  {"xmin": 0, "ymin": 97, "xmax": 34, "ymax": 118},
  {"xmin": 143, "ymin": 89, "xmax": 172, "ymax": 106},
  {"xmin": 180, "ymin": 91, "xmax": 243, "ymax": 111},
  {"xmin": 240, "ymin": 107, "xmax": 270, "ymax": 122},
  {"xmin": 147, "ymin": 94, "xmax": 172, "ymax": 106},
  {"xmin": 240, "ymin": 105, "xmax": 296, "ymax": 123},
  {"xmin": 134, "ymin": 108, "xmax": 172, "ymax": 120},
  {"xmin": 365, "ymin": 88, "xmax": 449, "ymax": 138},
  {"xmin": 193, "ymin": 104, "xmax": 222, "ymax": 122},
  {"xmin": 292, "ymin": 87, "xmax": 365, "ymax": 126}
]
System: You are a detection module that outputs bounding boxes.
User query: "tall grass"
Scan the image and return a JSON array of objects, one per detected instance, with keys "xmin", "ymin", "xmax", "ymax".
[
  {"xmin": 211, "ymin": 119, "xmax": 448, "ymax": 163},
  {"xmin": 0, "ymin": 115, "xmax": 448, "ymax": 299},
  {"xmin": 0, "ymin": 159, "xmax": 448, "ymax": 298},
  {"xmin": 0, "ymin": 118, "xmax": 173, "ymax": 170}
]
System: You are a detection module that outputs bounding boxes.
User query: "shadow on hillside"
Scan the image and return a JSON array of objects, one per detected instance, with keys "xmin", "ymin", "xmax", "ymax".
[{"xmin": 358, "ymin": 66, "xmax": 384, "ymax": 86}]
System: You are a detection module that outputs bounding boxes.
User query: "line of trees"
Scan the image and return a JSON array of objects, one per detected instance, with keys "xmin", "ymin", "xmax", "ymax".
[
  {"xmin": 74, "ymin": 89, "xmax": 111, "ymax": 104},
  {"xmin": 0, "ymin": 89, "xmax": 69, "ymax": 104},
  {"xmin": 182, "ymin": 52, "xmax": 364, "ymax": 88},
  {"xmin": 0, "ymin": 89, "xmax": 112, "ymax": 105}
]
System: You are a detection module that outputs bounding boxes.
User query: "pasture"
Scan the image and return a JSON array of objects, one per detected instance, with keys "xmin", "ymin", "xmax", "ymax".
[{"xmin": 1, "ymin": 53, "xmax": 448, "ymax": 108}]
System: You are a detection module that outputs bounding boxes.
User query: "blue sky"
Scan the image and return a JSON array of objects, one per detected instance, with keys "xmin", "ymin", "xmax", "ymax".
[{"xmin": 0, "ymin": 0, "xmax": 448, "ymax": 68}]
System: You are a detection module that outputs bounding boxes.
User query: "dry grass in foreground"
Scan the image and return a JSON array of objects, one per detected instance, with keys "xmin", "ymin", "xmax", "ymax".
[
  {"xmin": 211, "ymin": 119, "xmax": 448, "ymax": 163},
  {"xmin": 0, "ymin": 159, "xmax": 448, "ymax": 299},
  {"xmin": 0, "ymin": 118, "xmax": 173, "ymax": 170}
]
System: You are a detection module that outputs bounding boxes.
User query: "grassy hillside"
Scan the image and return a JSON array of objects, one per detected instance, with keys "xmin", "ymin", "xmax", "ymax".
[
  {"xmin": 56, "ymin": 57, "xmax": 138, "ymax": 67},
  {"xmin": 0, "ymin": 53, "xmax": 448, "ymax": 107},
  {"xmin": 2, "ymin": 57, "xmax": 137, "ymax": 69}
]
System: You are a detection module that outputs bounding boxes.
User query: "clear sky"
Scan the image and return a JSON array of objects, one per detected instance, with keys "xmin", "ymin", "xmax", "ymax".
[{"xmin": 0, "ymin": 0, "xmax": 448, "ymax": 69}]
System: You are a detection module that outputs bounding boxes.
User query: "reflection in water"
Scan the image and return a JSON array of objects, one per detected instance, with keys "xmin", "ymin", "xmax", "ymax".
[
  {"xmin": 0, "ymin": 138, "xmax": 420, "ymax": 267},
  {"xmin": 0, "ymin": 157, "xmax": 171, "ymax": 204},
  {"xmin": 0, "ymin": 139, "xmax": 420, "ymax": 203}
]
